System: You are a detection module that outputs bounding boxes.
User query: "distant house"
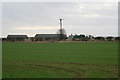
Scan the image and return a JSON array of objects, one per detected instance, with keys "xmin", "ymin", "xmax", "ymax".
[
  {"xmin": 2, "ymin": 38, "xmax": 7, "ymax": 42},
  {"xmin": 115, "ymin": 36, "xmax": 120, "ymax": 41},
  {"xmin": 68, "ymin": 34, "xmax": 74, "ymax": 40},
  {"xmin": 35, "ymin": 34, "xmax": 60, "ymax": 41},
  {"xmin": 94, "ymin": 36, "xmax": 105, "ymax": 41},
  {"xmin": 7, "ymin": 35, "xmax": 28, "ymax": 42}
]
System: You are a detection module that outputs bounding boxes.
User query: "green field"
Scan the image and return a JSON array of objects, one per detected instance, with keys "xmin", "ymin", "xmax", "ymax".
[{"xmin": 2, "ymin": 42, "xmax": 118, "ymax": 78}]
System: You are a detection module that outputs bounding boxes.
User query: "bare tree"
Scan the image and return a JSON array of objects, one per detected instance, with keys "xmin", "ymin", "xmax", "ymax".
[{"xmin": 57, "ymin": 28, "xmax": 67, "ymax": 40}]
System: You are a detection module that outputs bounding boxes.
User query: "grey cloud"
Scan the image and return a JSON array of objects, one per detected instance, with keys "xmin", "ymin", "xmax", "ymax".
[{"xmin": 2, "ymin": 2, "xmax": 118, "ymax": 37}]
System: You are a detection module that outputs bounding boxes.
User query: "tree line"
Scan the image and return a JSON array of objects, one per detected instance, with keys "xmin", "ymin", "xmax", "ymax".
[{"xmin": 68, "ymin": 34, "xmax": 120, "ymax": 41}]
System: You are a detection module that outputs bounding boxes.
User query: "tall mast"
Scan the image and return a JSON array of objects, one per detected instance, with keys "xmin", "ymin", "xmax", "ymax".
[
  {"xmin": 59, "ymin": 19, "xmax": 63, "ymax": 30},
  {"xmin": 59, "ymin": 19, "xmax": 63, "ymax": 35}
]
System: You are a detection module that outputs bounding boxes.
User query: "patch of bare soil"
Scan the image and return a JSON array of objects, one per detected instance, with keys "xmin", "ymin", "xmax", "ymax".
[
  {"xmin": 8, "ymin": 61, "xmax": 118, "ymax": 77},
  {"xmin": 33, "ymin": 64, "xmax": 86, "ymax": 77},
  {"xmin": 31, "ymin": 40, "xmax": 108, "ymax": 43}
]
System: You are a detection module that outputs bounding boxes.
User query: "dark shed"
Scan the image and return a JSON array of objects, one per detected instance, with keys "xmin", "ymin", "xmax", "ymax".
[
  {"xmin": 7, "ymin": 35, "xmax": 28, "ymax": 42},
  {"xmin": 35, "ymin": 34, "xmax": 60, "ymax": 41}
]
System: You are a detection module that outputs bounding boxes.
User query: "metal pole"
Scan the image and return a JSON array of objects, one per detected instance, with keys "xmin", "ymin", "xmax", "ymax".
[{"xmin": 60, "ymin": 19, "xmax": 62, "ymax": 30}]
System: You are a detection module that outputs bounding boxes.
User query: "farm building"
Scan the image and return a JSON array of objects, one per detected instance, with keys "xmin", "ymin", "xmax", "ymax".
[
  {"xmin": 35, "ymin": 34, "xmax": 60, "ymax": 41},
  {"xmin": 7, "ymin": 35, "xmax": 28, "ymax": 42}
]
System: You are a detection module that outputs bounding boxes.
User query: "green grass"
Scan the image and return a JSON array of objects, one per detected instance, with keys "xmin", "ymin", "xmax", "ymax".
[{"xmin": 2, "ymin": 42, "xmax": 118, "ymax": 78}]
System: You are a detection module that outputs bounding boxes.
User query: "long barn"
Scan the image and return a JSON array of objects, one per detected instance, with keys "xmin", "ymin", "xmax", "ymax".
[
  {"xmin": 35, "ymin": 34, "xmax": 60, "ymax": 41},
  {"xmin": 7, "ymin": 35, "xmax": 28, "ymax": 42}
]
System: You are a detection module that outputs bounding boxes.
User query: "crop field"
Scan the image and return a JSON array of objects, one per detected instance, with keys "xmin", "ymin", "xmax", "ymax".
[{"xmin": 2, "ymin": 42, "xmax": 118, "ymax": 78}]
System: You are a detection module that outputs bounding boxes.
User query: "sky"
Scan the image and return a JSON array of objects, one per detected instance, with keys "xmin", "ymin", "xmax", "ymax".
[{"xmin": 1, "ymin": 1, "xmax": 119, "ymax": 37}]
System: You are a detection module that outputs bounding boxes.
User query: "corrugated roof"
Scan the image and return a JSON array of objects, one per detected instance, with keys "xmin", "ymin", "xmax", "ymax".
[
  {"xmin": 35, "ymin": 34, "xmax": 60, "ymax": 38},
  {"xmin": 7, "ymin": 35, "xmax": 28, "ymax": 39}
]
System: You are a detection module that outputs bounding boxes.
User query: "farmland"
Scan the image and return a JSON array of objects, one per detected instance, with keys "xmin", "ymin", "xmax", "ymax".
[{"xmin": 2, "ymin": 42, "xmax": 118, "ymax": 78}]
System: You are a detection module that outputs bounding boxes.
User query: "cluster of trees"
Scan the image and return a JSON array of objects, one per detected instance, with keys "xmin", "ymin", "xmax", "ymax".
[
  {"xmin": 94, "ymin": 36, "xmax": 120, "ymax": 41},
  {"xmin": 68, "ymin": 34, "xmax": 94, "ymax": 41},
  {"xmin": 69, "ymin": 34, "xmax": 120, "ymax": 41},
  {"xmin": 72, "ymin": 34, "xmax": 87, "ymax": 41}
]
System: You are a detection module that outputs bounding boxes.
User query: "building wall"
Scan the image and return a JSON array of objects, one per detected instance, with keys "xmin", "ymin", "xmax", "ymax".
[{"xmin": 35, "ymin": 34, "xmax": 60, "ymax": 41}]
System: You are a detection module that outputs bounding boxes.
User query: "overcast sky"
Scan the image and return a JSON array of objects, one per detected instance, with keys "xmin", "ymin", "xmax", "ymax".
[{"xmin": 2, "ymin": 2, "xmax": 118, "ymax": 37}]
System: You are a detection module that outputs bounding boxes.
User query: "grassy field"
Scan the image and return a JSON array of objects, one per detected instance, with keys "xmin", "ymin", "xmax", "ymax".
[{"xmin": 2, "ymin": 42, "xmax": 118, "ymax": 78}]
